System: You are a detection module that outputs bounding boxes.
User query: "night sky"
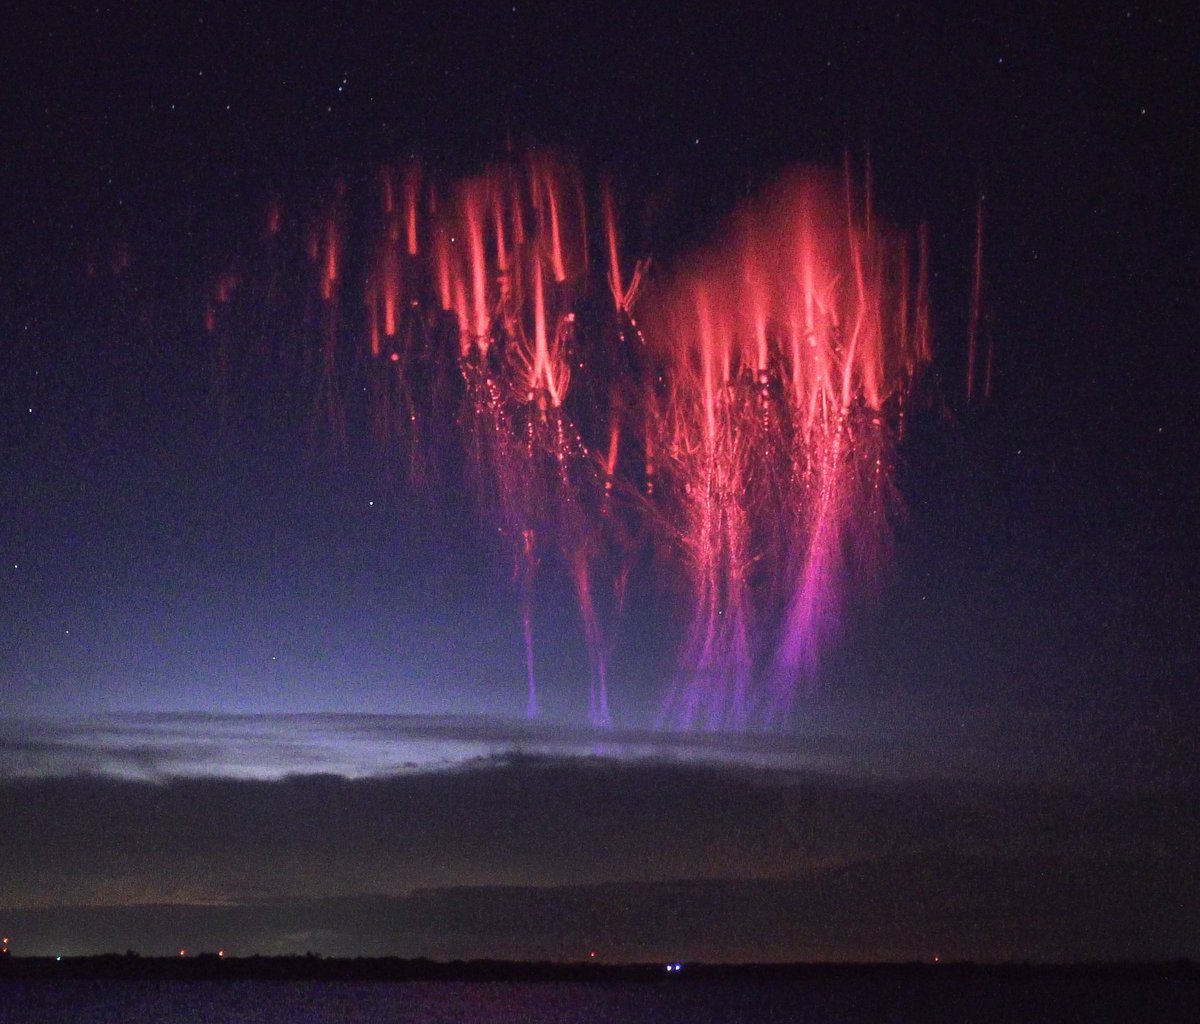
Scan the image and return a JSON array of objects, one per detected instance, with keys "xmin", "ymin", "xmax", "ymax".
[{"xmin": 2, "ymin": 3, "xmax": 1196, "ymax": 960}]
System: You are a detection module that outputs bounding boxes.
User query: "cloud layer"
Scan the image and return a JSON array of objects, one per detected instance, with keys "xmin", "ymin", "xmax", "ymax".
[
  {"xmin": 0, "ymin": 712, "xmax": 864, "ymax": 779},
  {"xmin": 1, "ymin": 753, "xmax": 1194, "ymax": 961}
]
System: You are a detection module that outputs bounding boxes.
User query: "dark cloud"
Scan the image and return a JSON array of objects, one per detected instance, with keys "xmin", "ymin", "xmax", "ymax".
[{"xmin": 1, "ymin": 756, "xmax": 1194, "ymax": 960}]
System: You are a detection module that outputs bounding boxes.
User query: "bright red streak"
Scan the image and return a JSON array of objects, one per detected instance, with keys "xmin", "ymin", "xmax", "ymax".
[
  {"xmin": 434, "ymin": 226, "xmax": 453, "ymax": 312},
  {"xmin": 380, "ymin": 166, "xmax": 395, "ymax": 215},
  {"xmin": 464, "ymin": 182, "xmax": 490, "ymax": 345},
  {"xmin": 321, "ymin": 216, "xmax": 339, "ymax": 301},
  {"xmin": 405, "ymin": 165, "xmax": 421, "ymax": 256},
  {"xmin": 602, "ymin": 185, "xmax": 623, "ymax": 310}
]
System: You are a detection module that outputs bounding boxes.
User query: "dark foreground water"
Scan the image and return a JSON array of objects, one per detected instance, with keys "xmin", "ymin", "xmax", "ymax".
[{"xmin": 2, "ymin": 975, "xmax": 1198, "ymax": 1024}]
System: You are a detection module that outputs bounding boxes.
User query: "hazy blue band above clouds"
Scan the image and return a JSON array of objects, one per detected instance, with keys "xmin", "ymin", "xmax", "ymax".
[{"xmin": 0, "ymin": 711, "xmax": 864, "ymax": 780}]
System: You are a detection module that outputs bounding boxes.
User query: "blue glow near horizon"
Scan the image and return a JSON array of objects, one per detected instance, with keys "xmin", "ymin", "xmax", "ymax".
[{"xmin": 0, "ymin": 711, "xmax": 853, "ymax": 780}]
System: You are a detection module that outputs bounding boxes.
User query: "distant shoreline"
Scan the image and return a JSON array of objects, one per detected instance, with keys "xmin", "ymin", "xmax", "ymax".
[{"xmin": 1, "ymin": 955, "xmax": 1196, "ymax": 984}]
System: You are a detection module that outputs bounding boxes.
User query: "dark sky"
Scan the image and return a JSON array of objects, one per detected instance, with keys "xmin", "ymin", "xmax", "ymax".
[{"xmin": 1, "ymin": 2, "xmax": 1196, "ymax": 960}]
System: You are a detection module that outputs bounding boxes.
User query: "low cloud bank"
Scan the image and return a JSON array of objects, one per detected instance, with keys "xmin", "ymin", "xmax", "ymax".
[{"xmin": 1, "ymin": 753, "xmax": 1194, "ymax": 961}]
